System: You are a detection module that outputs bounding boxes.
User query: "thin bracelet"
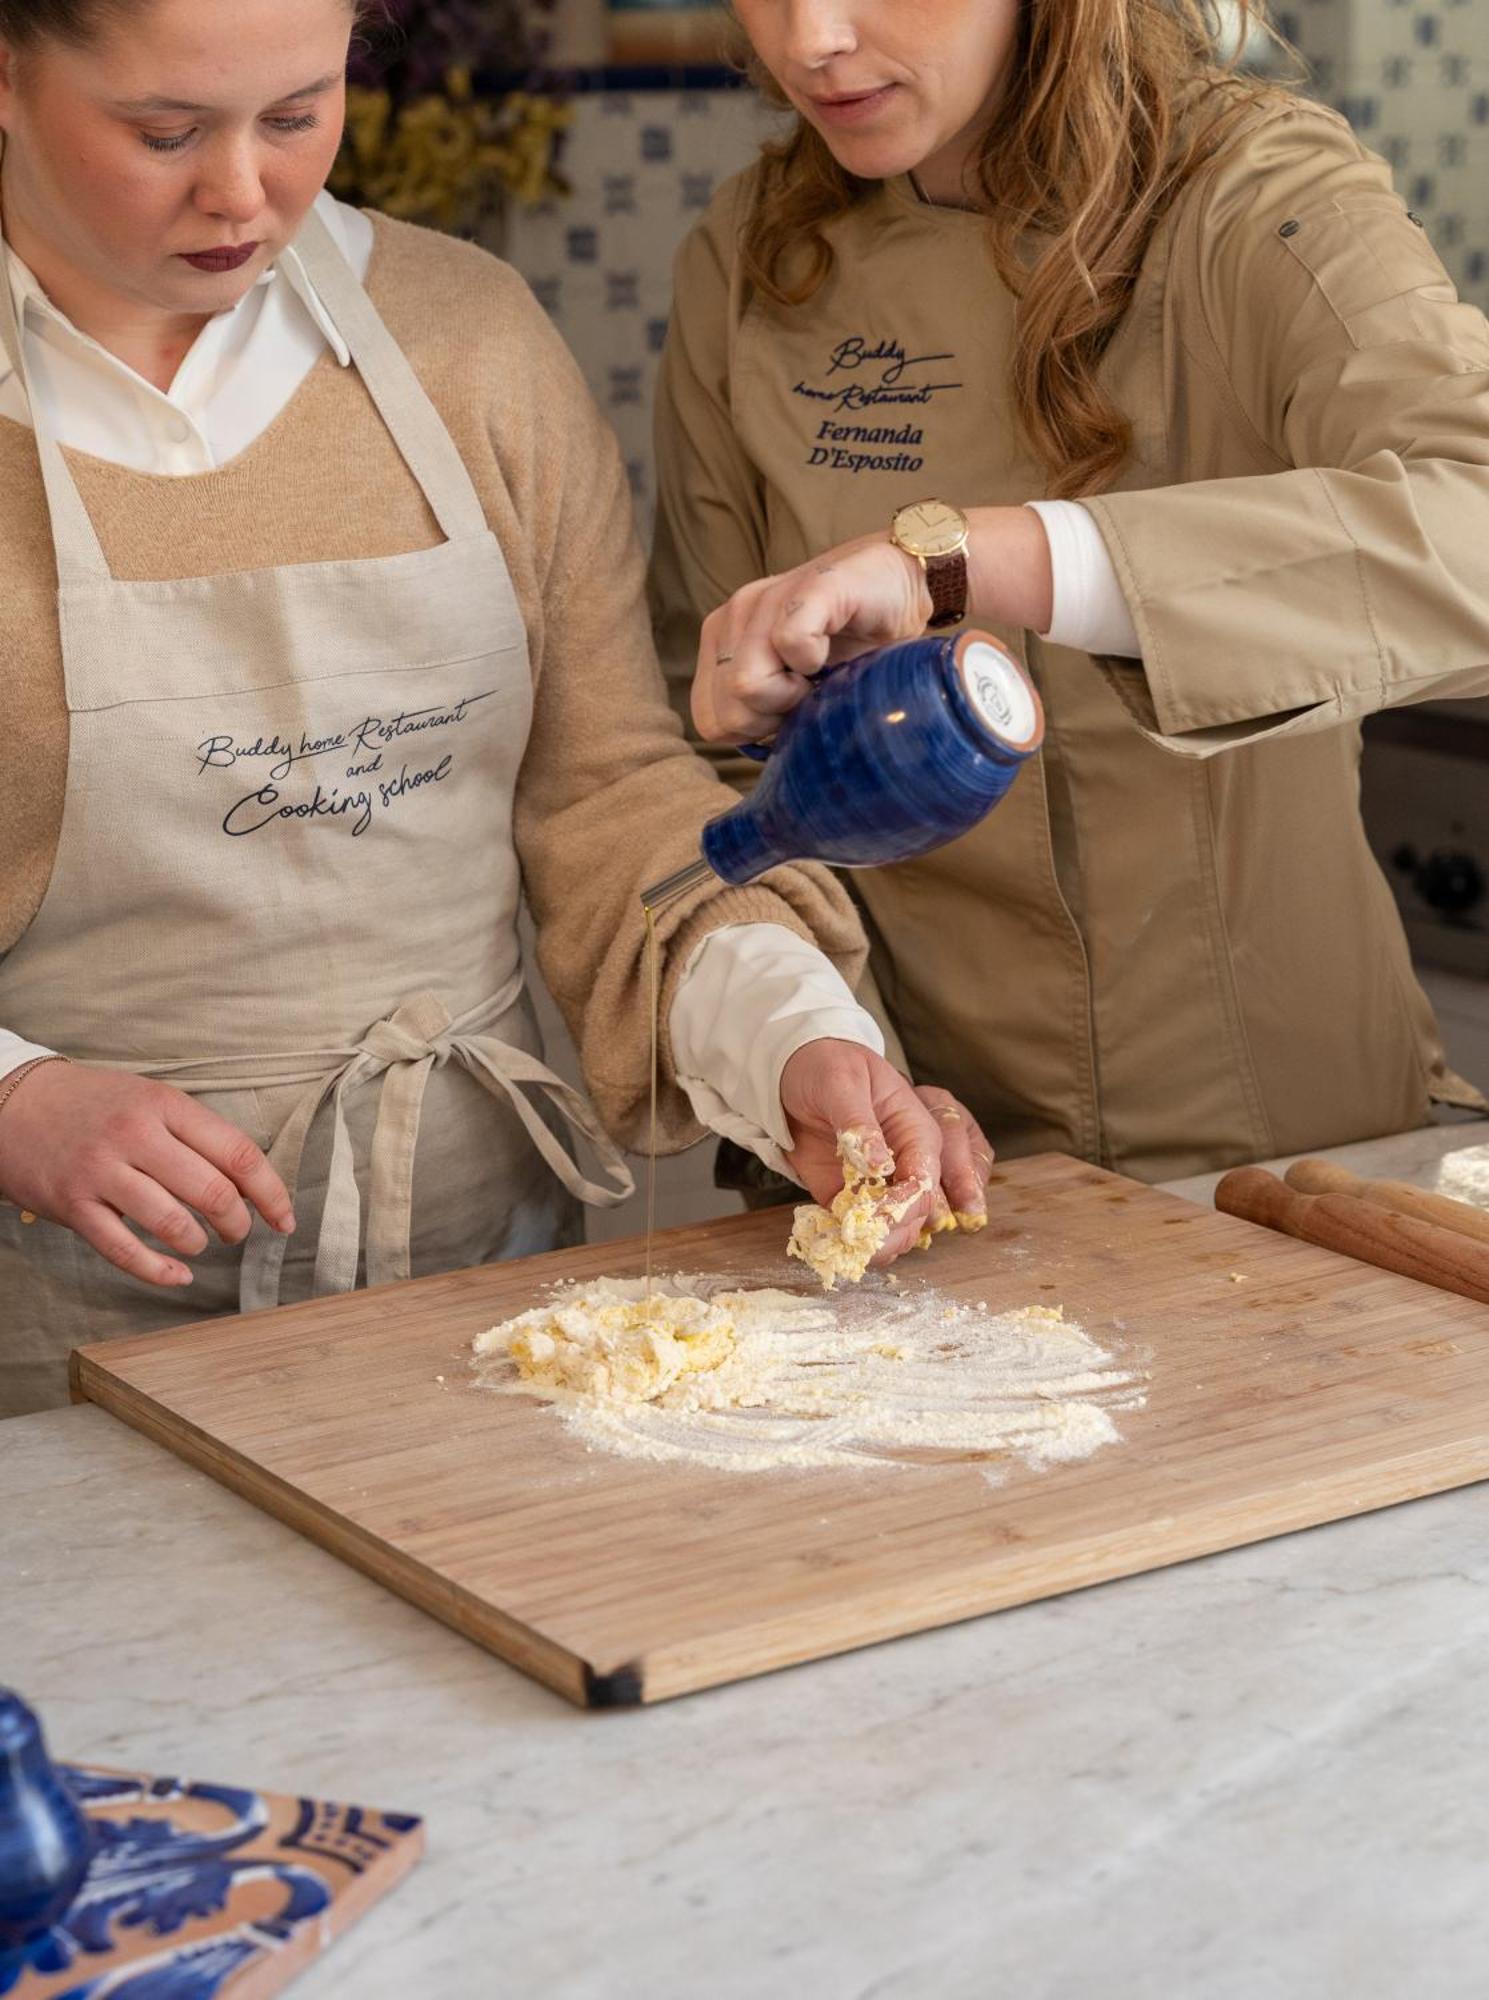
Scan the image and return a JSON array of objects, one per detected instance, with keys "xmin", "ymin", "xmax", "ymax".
[
  {"xmin": 0, "ymin": 1053, "xmax": 70, "ymax": 1120},
  {"xmin": 0, "ymin": 1054, "xmax": 71, "ymax": 1223}
]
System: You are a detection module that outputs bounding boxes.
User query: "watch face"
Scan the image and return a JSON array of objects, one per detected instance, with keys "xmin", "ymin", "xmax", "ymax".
[{"xmin": 893, "ymin": 498, "xmax": 968, "ymax": 559}]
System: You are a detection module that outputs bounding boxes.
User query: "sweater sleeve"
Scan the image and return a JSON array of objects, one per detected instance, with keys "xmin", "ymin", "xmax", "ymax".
[
  {"xmin": 1082, "ymin": 105, "xmax": 1489, "ymax": 756},
  {"xmin": 647, "ymin": 184, "xmax": 775, "ymax": 792},
  {"xmin": 504, "ymin": 280, "xmax": 867, "ymax": 1153}
]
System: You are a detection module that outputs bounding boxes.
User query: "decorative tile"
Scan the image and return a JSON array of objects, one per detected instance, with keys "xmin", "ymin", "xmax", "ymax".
[{"xmin": 504, "ymin": 86, "xmax": 783, "ymax": 533}]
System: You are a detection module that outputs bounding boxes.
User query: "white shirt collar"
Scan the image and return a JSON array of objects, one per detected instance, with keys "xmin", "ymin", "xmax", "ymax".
[{"xmin": 0, "ymin": 194, "xmax": 353, "ymax": 395}]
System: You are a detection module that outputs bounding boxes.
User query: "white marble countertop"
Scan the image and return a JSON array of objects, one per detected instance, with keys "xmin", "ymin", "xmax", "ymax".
[{"xmin": 7, "ymin": 1119, "xmax": 1489, "ymax": 1999}]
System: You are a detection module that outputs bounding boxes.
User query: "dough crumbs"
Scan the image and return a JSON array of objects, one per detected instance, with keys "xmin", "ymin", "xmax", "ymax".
[
  {"xmin": 787, "ymin": 1127, "xmax": 981, "ymax": 1289},
  {"xmin": 787, "ymin": 1128, "xmax": 908, "ymax": 1288},
  {"xmin": 503, "ymin": 1289, "xmax": 739, "ymax": 1403},
  {"xmin": 472, "ymin": 1275, "xmax": 1145, "ymax": 1477}
]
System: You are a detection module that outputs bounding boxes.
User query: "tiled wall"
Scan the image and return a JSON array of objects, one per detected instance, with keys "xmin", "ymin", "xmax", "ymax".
[
  {"xmin": 504, "ymin": 85, "xmax": 778, "ymax": 534},
  {"xmin": 1278, "ymin": 0, "xmax": 1489, "ymax": 299},
  {"xmin": 506, "ymin": 27, "xmax": 1487, "ymax": 528}
]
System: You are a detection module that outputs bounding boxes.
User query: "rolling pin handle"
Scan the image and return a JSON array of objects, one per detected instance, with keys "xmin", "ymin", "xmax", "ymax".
[
  {"xmin": 1215, "ymin": 1167, "xmax": 1309, "ymax": 1235},
  {"xmin": 1217, "ymin": 1166, "xmax": 1489, "ymax": 1306},
  {"xmin": 1285, "ymin": 1159, "xmax": 1357, "ymax": 1198}
]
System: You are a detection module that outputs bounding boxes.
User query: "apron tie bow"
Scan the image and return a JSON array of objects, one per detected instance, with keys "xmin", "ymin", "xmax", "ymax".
[
  {"xmin": 358, "ymin": 991, "xmax": 456, "ymax": 1068},
  {"xmin": 237, "ymin": 982, "xmax": 634, "ymax": 1315}
]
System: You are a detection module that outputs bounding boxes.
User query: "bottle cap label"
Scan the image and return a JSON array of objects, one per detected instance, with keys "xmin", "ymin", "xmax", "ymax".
[{"xmin": 957, "ymin": 640, "xmax": 1038, "ymax": 747}]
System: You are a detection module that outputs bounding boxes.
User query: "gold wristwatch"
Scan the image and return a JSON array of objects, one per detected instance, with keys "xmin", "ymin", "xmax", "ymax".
[{"xmin": 890, "ymin": 498, "xmax": 970, "ymax": 629}]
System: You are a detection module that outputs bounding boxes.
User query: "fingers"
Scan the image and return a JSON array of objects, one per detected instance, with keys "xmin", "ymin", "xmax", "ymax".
[
  {"xmin": 71, "ymin": 1198, "xmax": 194, "ymax": 1289},
  {"xmin": 694, "ymin": 586, "xmax": 805, "ymax": 744},
  {"xmin": 813, "ymin": 1093, "xmax": 895, "ymax": 1199},
  {"xmin": 694, "ymin": 637, "xmax": 811, "ymax": 745},
  {"xmin": 139, "ymin": 1131, "xmax": 254, "ymax": 1246},
  {"xmin": 0, "ymin": 1067, "xmax": 293, "ymax": 1289},
  {"xmin": 692, "ymin": 539, "xmax": 929, "ymax": 744},
  {"xmin": 918, "ymin": 1088, "xmax": 993, "ymax": 1221},
  {"xmin": 107, "ymin": 1164, "xmax": 211, "ymax": 1257},
  {"xmin": 165, "ymin": 1099, "xmax": 295, "ymax": 1236},
  {"xmin": 869, "ymin": 1085, "xmax": 943, "ymax": 1263}
]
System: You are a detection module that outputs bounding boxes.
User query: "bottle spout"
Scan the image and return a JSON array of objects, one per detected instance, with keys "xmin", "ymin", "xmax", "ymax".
[{"xmin": 639, "ymin": 854, "xmax": 716, "ymax": 912}]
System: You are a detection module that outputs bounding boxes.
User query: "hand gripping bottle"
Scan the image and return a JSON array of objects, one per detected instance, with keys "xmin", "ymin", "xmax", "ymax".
[{"xmin": 642, "ymin": 630, "xmax": 1043, "ymax": 907}]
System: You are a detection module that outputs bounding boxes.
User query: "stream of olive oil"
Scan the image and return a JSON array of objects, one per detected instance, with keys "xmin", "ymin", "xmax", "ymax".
[{"xmin": 643, "ymin": 900, "xmax": 659, "ymax": 1302}]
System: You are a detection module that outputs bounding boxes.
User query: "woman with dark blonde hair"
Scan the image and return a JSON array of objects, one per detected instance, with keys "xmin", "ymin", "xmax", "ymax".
[
  {"xmin": 0, "ymin": 0, "xmax": 995, "ymax": 1416},
  {"xmin": 651, "ymin": 0, "xmax": 1489, "ymax": 1184}
]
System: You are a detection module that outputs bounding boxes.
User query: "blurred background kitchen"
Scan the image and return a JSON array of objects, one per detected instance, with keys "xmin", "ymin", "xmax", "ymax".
[{"xmin": 342, "ymin": 0, "xmax": 1489, "ymax": 1239}]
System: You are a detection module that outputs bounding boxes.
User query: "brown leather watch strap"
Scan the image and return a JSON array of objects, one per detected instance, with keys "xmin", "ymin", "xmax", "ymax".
[{"xmin": 924, "ymin": 548, "xmax": 969, "ymax": 628}]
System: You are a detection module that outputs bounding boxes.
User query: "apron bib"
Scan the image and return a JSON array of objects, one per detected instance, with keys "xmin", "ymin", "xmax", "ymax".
[{"xmin": 0, "ymin": 208, "xmax": 631, "ymax": 1416}]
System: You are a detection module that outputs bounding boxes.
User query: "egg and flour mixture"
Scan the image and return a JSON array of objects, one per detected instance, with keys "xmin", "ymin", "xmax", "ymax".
[
  {"xmin": 471, "ymin": 1274, "xmax": 1144, "ymax": 1475},
  {"xmin": 787, "ymin": 1127, "xmax": 988, "ymax": 1289}
]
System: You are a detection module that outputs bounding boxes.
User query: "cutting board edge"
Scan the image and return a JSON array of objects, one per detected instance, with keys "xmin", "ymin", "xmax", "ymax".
[
  {"xmin": 71, "ymin": 1348, "xmax": 593, "ymax": 1710},
  {"xmin": 616, "ymin": 1434, "xmax": 1489, "ymax": 1703}
]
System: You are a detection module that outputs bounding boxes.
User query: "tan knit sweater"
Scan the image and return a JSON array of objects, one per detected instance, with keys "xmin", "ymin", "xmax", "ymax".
[{"xmin": 0, "ymin": 212, "xmax": 865, "ymax": 1150}]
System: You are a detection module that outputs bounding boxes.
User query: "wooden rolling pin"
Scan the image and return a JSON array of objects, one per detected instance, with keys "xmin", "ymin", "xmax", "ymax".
[
  {"xmin": 1214, "ymin": 1166, "xmax": 1489, "ymax": 1306},
  {"xmin": 1284, "ymin": 1157, "xmax": 1489, "ymax": 1249}
]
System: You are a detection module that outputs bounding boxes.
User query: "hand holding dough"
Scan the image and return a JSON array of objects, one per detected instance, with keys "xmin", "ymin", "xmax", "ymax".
[{"xmin": 784, "ymin": 1129, "xmax": 922, "ymax": 1288}]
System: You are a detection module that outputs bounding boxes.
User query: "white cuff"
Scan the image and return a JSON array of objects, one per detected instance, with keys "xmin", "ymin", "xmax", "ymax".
[
  {"xmin": 0, "ymin": 1040, "xmax": 56, "ymax": 1088},
  {"xmin": 1025, "ymin": 499, "xmax": 1143, "ymax": 658},
  {"xmin": 667, "ymin": 923, "xmax": 885, "ymax": 1176},
  {"xmin": 0, "ymin": 1030, "xmax": 58, "ymax": 1085}
]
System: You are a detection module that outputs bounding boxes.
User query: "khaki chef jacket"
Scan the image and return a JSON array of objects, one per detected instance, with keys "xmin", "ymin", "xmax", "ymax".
[{"xmin": 650, "ymin": 95, "xmax": 1489, "ymax": 1182}]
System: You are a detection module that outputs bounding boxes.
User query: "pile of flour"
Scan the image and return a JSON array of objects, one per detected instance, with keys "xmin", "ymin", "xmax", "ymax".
[{"xmin": 471, "ymin": 1272, "xmax": 1144, "ymax": 1477}]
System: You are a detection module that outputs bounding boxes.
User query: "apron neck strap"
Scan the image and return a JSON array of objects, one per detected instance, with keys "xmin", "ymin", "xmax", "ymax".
[
  {"xmin": 0, "ymin": 197, "xmax": 490, "ymax": 583},
  {"xmin": 285, "ymin": 205, "xmax": 490, "ymax": 545},
  {"xmin": 0, "ymin": 241, "xmax": 113, "ymax": 583}
]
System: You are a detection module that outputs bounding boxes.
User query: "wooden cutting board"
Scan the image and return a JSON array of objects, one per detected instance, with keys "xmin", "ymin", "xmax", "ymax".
[{"xmin": 73, "ymin": 1153, "xmax": 1489, "ymax": 1706}]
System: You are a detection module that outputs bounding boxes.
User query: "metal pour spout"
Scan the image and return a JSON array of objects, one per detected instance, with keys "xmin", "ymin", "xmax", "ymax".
[{"xmin": 639, "ymin": 854, "xmax": 716, "ymax": 912}]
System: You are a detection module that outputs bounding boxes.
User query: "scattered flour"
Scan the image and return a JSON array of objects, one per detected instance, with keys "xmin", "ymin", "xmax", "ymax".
[
  {"xmin": 471, "ymin": 1271, "xmax": 1145, "ymax": 1477},
  {"xmin": 1435, "ymin": 1144, "xmax": 1489, "ymax": 1211}
]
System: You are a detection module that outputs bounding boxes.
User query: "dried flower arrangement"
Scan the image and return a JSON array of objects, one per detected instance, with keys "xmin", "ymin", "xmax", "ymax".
[{"xmin": 333, "ymin": 1, "xmax": 569, "ymax": 238}]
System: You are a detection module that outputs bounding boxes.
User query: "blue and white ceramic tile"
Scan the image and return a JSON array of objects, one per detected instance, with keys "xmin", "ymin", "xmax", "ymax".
[
  {"xmin": 1278, "ymin": 0, "xmax": 1488, "ymax": 301},
  {"xmin": 504, "ymin": 85, "xmax": 784, "ymax": 534},
  {"xmin": 2, "ymin": 1766, "xmax": 422, "ymax": 2000}
]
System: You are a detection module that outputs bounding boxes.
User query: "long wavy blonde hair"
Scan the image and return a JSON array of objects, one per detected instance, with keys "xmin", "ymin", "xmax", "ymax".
[{"xmin": 735, "ymin": 2, "xmax": 1296, "ymax": 498}]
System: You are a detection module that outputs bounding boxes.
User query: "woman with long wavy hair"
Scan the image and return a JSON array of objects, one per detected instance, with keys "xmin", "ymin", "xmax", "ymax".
[{"xmin": 650, "ymin": 0, "xmax": 1489, "ymax": 1183}]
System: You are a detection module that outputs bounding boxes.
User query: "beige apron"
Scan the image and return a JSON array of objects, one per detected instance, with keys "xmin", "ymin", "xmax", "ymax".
[{"xmin": 0, "ymin": 207, "xmax": 632, "ymax": 1417}]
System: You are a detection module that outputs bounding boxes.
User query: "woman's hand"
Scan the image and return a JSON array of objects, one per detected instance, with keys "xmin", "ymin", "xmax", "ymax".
[
  {"xmin": 778, "ymin": 1039, "xmax": 994, "ymax": 1265},
  {"xmin": 0, "ymin": 1062, "xmax": 295, "ymax": 1288},
  {"xmin": 694, "ymin": 534, "xmax": 930, "ymax": 745},
  {"xmin": 692, "ymin": 507, "xmax": 1055, "ymax": 747}
]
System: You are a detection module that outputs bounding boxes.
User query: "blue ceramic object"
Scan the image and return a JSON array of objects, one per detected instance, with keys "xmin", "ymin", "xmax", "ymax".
[
  {"xmin": 705, "ymin": 630, "xmax": 1042, "ymax": 884},
  {"xmin": 0, "ymin": 1689, "xmax": 94, "ymax": 1951}
]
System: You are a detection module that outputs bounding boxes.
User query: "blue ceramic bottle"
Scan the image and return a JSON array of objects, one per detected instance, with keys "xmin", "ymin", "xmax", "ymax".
[
  {"xmin": 643, "ymin": 630, "xmax": 1043, "ymax": 905},
  {"xmin": 0, "ymin": 1689, "xmax": 93, "ymax": 1954}
]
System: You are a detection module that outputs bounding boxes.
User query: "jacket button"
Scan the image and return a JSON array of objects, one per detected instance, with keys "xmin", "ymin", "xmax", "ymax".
[{"xmin": 1278, "ymin": 219, "xmax": 1301, "ymax": 238}]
